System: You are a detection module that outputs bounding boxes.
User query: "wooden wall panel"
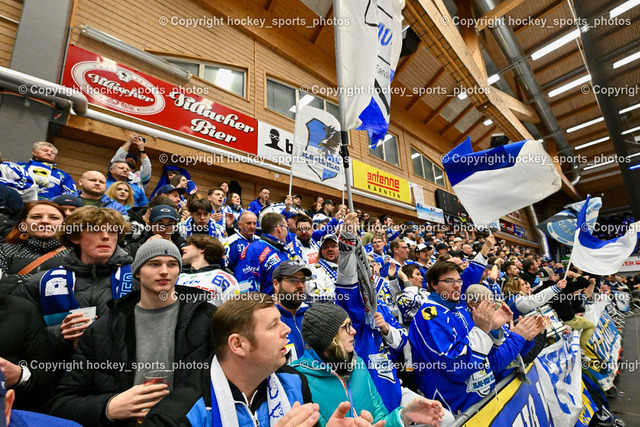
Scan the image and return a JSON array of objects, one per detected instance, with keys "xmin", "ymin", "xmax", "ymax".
[{"xmin": 0, "ymin": 0, "xmax": 22, "ymax": 67}]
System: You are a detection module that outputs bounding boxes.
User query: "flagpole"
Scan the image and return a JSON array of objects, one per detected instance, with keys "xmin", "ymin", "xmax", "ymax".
[
  {"xmin": 563, "ymin": 260, "xmax": 572, "ymax": 281},
  {"xmin": 340, "ymin": 131, "xmax": 355, "ymax": 212}
]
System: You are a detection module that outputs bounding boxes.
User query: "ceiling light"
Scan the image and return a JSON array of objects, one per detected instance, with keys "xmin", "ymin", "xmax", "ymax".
[
  {"xmin": 621, "ymin": 125, "xmax": 640, "ymax": 135},
  {"xmin": 620, "ymin": 103, "xmax": 640, "ymax": 115},
  {"xmin": 575, "ymin": 136, "xmax": 609, "ymax": 150},
  {"xmin": 548, "ymin": 74, "xmax": 591, "ymax": 98},
  {"xmin": 566, "ymin": 117, "xmax": 604, "ymax": 133},
  {"xmin": 483, "ymin": 119, "xmax": 493, "ymax": 126},
  {"xmin": 613, "ymin": 50, "xmax": 640, "ymax": 69},
  {"xmin": 487, "ymin": 74, "xmax": 500, "ymax": 85},
  {"xmin": 80, "ymin": 25, "xmax": 191, "ymax": 81},
  {"xmin": 411, "ymin": 152, "xmax": 420, "ymax": 159},
  {"xmin": 630, "ymin": 164, "xmax": 640, "ymax": 170},
  {"xmin": 583, "ymin": 159, "xmax": 616, "ymax": 171},
  {"xmin": 531, "ymin": 29, "xmax": 580, "ymax": 61},
  {"xmin": 610, "ymin": 0, "xmax": 640, "ymax": 18},
  {"xmin": 628, "ymin": 152, "xmax": 640, "ymax": 159},
  {"xmin": 457, "ymin": 90, "xmax": 468, "ymax": 100}
]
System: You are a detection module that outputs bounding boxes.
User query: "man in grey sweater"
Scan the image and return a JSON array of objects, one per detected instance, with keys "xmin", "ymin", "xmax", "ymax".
[{"xmin": 51, "ymin": 239, "xmax": 215, "ymax": 426}]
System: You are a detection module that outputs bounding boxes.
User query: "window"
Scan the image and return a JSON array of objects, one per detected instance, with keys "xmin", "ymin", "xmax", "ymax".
[
  {"xmin": 370, "ymin": 133, "xmax": 399, "ymax": 167},
  {"xmin": 412, "ymin": 148, "xmax": 445, "ymax": 186},
  {"xmin": 165, "ymin": 59, "xmax": 246, "ymax": 97},
  {"xmin": 266, "ymin": 78, "xmax": 339, "ymax": 121}
]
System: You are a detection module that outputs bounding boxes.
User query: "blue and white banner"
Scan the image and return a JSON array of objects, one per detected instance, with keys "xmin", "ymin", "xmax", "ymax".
[
  {"xmin": 441, "ymin": 138, "xmax": 561, "ymax": 225},
  {"xmin": 333, "ymin": 0, "xmax": 404, "ymax": 148},
  {"xmin": 537, "ymin": 197, "xmax": 602, "ymax": 246},
  {"xmin": 583, "ymin": 297, "xmax": 622, "ymax": 390},
  {"xmin": 292, "ymin": 104, "xmax": 344, "ymax": 191},
  {"xmin": 570, "ymin": 195, "xmax": 640, "ymax": 275},
  {"xmin": 535, "ymin": 331, "xmax": 583, "ymax": 425}
]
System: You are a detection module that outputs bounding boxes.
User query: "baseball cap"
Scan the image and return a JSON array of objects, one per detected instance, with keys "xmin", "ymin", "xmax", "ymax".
[
  {"xmin": 157, "ymin": 184, "xmax": 186, "ymax": 196},
  {"xmin": 51, "ymin": 194, "xmax": 84, "ymax": 208},
  {"xmin": 313, "ymin": 213, "xmax": 330, "ymax": 224},
  {"xmin": 435, "ymin": 243, "xmax": 449, "ymax": 251},
  {"xmin": 293, "ymin": 194, "xmax": 302, "ymax": 200},
  {"xmin": 539, "ymin": 267, "xmax": 555, "ymax": 281},
  {"xmin": 322, "ymin": 199, "xmax": 335, "ymax": 207},
  {"xmin": 416, "ymin": 243, "xmax": 432, "ymax": 253},
  {"xmin": 273, "ymin": 259, "xmax": 312, "ymax": 279},
  {"xmin": 149, "ymin": 205, "xmax": 179, "ymax": 222},
  {"xmin": 125, "ymin": 153, "xmax": 138, "ymax": 163},
  {"xmin": 320, "ymin": 233, "xmax": 338, "ymax": 247}
]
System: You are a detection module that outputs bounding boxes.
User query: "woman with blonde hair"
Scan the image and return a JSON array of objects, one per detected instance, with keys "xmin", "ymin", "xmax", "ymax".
[
  {"xmin": 292, "ymin": 303, "xmax": 444, "ymax": 426},
  {"xmin": 105, "ymin": 181, "xmax": 134, "ymax": 211},
  {"xmin": 503, "ymin": 275, "xmax": 567, "ymax": 318}
]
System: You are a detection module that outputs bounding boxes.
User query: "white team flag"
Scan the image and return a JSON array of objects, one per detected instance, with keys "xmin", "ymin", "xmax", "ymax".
[
  {"xmin": 333, "ymin": 0, "xmax": 405, "ymax": 148},
  {"xmin": 441, "ymin": 138, "xmax": 561, "ymax": 225},
  {"xmin": 291, "ymin": 105, "xmax": 344, "ymax": 191},
  {"xmin": 570, "ymin": 196, "xmax": 640, "ymax": 275}
]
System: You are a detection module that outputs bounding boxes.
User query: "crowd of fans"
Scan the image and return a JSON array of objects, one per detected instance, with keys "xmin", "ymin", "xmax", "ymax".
[{"xmin": 0, "ymin": 134, "xmax": 637, "ymax": 426}]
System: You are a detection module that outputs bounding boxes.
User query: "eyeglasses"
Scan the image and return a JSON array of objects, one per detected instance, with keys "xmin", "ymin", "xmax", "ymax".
[
  {"xmin": 340, "ymin": 321, "xmax": 353, "ymax": 334},
  {"xmin": 283, "ymin": 277, "xmax": 308, "ymax": 286},
  {"xmin": 438, "ymin": 278, "xmax": 463, "ymax": 286},
  {"xmin": 277, "ymin": 224, "xmax": 289, "ymax": 231}
]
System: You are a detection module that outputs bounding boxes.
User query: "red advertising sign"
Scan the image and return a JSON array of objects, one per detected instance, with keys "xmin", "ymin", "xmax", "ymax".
[{"xmin": 62, "ymin": 45, "xmax": 258, "ymax": 154}]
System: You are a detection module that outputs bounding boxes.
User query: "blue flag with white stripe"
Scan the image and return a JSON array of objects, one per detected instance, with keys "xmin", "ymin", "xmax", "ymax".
[
  {"xmin": 441, "ymin": 138, "xmax": 561, "ymax": 225},
  {"xmin": 570, "ymin": 195, "xmax": 640, "ymax": 275}
]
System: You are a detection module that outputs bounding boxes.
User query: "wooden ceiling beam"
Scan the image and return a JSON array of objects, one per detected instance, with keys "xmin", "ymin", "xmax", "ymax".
[
  {"xmin": 475, "ymin": 0, "xmax": 527, "ymax": 31},
  {"xmin": 454, "ymin": 116, "xmax": 485, "ymax": 144},
  {"xmin": 395, "ymin": 45, "xmax": 421, "ymax": 79},
  {"xmin": 311, "ymin": 6, "xmax": 333, "ymax": 44},
  {"xmin": 549, "ymin": 90, "xmax": 586, "ymax": 108},
  {"xmin": 405, "ymin": 0, "xmax": 579, "ymax": 199},
  {"xmin": 556, "ymin": 101, "xmax": 598, "ymax": 122},
  {"xmin": 473, "ymin": 125, "xmax": 496, "ymax": 149},
  {"xmin": 492, "ymin": 87, "xmax": 540, "ymax": 123},
  {"xmin": 513, "ymin": 0, "xmax": 566, "ymax": 33},
  {"xmin": 423, "ymin": 96, "xmax": 455, "ymax": 127},
  {"xmin": 439, "ymin": 103, "xmax": 475, "ymax": 135},
  {"xmin": 533, "ymin": 47, "xmax": 580, "ymax": 75},
  {"xmin": 405, "ymin": 68, "xmax": 446, "ymax": 111}
]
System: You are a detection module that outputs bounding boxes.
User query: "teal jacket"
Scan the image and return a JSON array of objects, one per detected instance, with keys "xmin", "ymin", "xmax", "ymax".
[{"xmin": 291, "ymin": 349, "xmax": 404, "ymax": 427}]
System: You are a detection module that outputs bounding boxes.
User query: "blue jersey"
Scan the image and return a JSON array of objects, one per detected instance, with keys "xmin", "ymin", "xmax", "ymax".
[
  {"xmin": 224, "ymin": 232, "xmax": 257, "ymax": 271},
  {"xmin": 18, "ymin": 160, "xmax": 76, "ymax": 200},
  {"xmin": 409, "ymin": 293, "xmax": 495, "ymax": 414},
  {"xmin": 335, "ymin": 283, "xmax": 406, "ymax": 412},
  {"xmin": 277, "ymin": 303, "xmax": 309, "ymax": 363},
  {"xmin": 235, "ymin": 235, "xmax": 292, "ymax": 294}
]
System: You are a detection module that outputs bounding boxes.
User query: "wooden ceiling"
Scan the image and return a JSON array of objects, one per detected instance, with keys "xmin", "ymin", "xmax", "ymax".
[{"xmin": 219, "ymin": 0, "xmax": 639, "ymax": 219}]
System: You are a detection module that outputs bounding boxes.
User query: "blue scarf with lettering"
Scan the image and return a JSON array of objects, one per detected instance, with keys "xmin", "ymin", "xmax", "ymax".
[{"xmin": 39, "ymin": 265, "xmax": 133, "ymax": 326}]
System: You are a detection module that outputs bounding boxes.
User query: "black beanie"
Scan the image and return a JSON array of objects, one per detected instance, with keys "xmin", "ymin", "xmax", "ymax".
[{"xmin": 301, "ymin": 303, "xmax": 349, "ymax": 354}]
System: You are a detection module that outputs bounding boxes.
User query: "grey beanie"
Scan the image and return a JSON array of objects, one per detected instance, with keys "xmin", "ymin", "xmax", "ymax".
[
  {"xmin": 301, "ymin": 303, "xmax": 349, "ymax": 354},
  {"xmin": 132, "ymin": 239, "xmax": 182, "ymax": 276}
]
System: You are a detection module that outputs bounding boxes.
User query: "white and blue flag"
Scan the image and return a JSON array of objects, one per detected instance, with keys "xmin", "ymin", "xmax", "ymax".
[
  {"xmin": 441, "ymin": 138, "xmax": 561, "ymax": 225},
  {"xmin": 333, "ymin": 0, "xmax": 404, "ymax": 148},
  {"xmin": 292, "ymin": 104, "xmax": 344, "ymax": 191},
  {"xmin": 570, "ymin": 196, "xmax": 640, "ymax": 275},
  {"xmin": 537, "ymin": 197, "xmax": 602, "ymax": 246}
]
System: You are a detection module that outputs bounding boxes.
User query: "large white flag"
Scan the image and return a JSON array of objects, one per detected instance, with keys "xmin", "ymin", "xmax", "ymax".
[
  {"xmin": 441, "ymin": 138, "xmax": 561, "ymax": 225},
  {"xmin": 334, "ymin": 0, "xmax": 405, "ymax": 148},
  {"xmin": 570, "ymin": 196, "xmax": 640, "ymax": 275},
  {"xmin": 291, "ymin": 105, "xmax": 344, "ymax": 191}
]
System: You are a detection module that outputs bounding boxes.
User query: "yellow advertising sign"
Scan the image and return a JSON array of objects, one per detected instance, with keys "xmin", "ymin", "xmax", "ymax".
[{"xmin": 352, "ymin": 159, "xmax": 411, "ymax": 203}]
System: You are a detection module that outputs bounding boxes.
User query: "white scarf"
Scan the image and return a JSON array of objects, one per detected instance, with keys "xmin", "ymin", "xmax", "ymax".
[{"xmin": 209, "ymin": 356, "xmax": 291, "ymax": 426}]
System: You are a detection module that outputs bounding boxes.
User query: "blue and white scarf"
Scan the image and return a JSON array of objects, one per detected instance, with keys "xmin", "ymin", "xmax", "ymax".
[
  {"xmin": 209, "ymin": 355, "xmax": 291, "ymax": 426},
  {"xmin": 39, "ymin": 265, "xmax": 132, "ymax": 326}
]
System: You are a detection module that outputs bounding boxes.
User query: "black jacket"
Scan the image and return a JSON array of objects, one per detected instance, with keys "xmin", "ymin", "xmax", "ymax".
[
  {"xmin": 534, "ymin": 276, "xmax": 590, "ymax": 322},
  {"xmin": 0, "ymin": 291, "xmax": 57, "ymax": 412},
  {"xmin": 13, "ymin": 246, "xmax": 134, "ymax": 359},
  {"xmin": 50, "ymin": 286, "xmax": 215, "ymax": 427}
]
